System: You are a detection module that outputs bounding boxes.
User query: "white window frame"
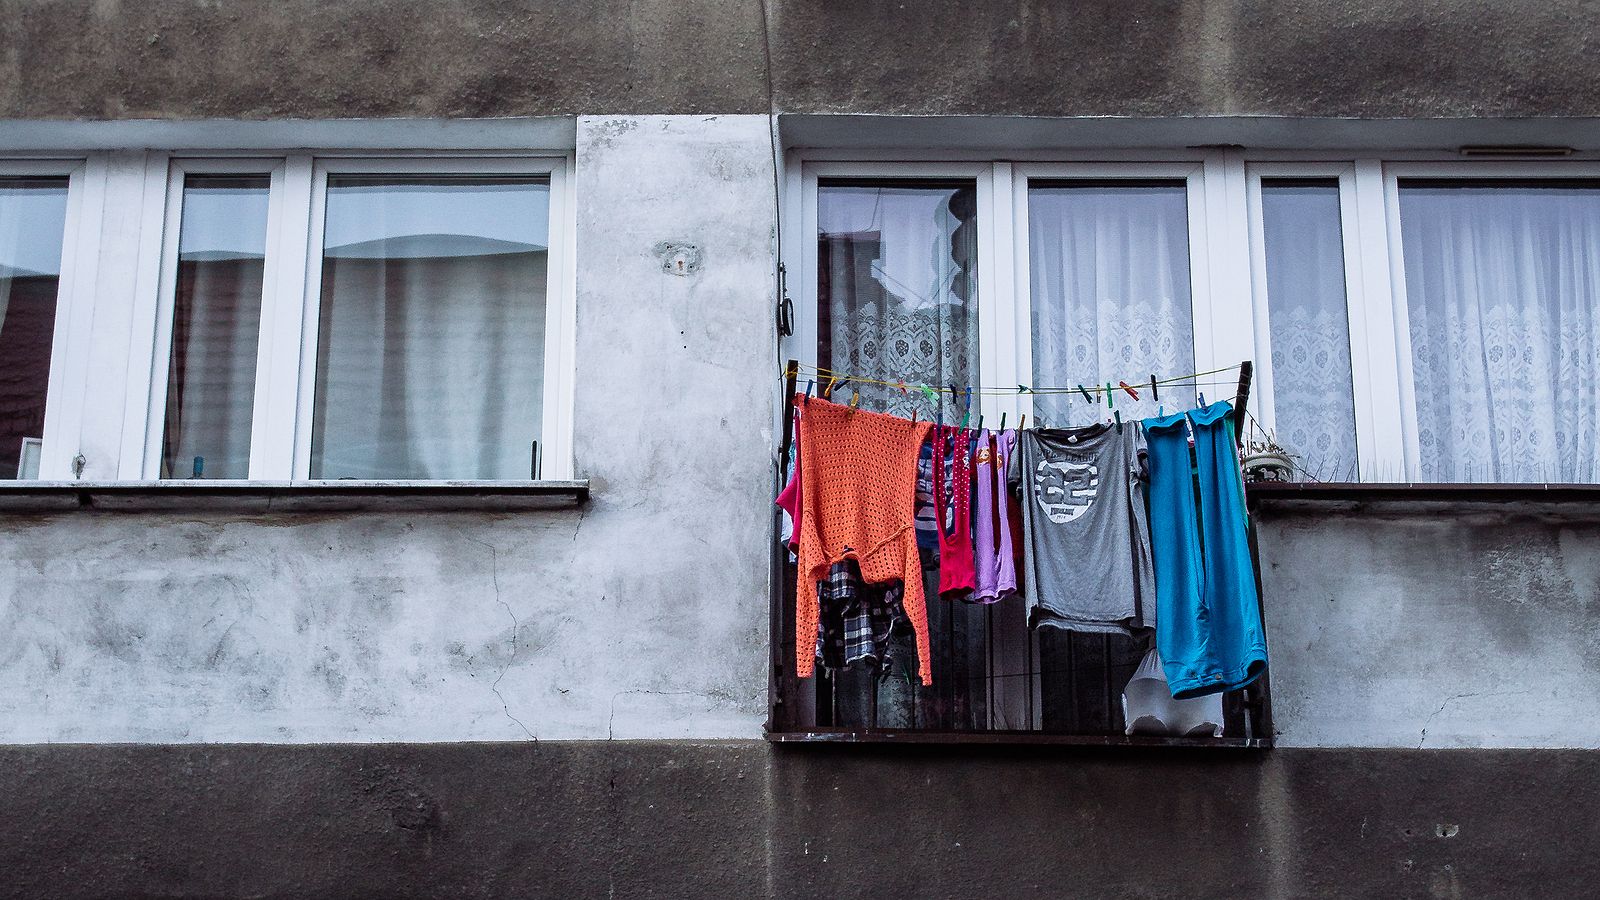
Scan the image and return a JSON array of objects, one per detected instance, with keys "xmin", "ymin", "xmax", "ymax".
[
  {"xmin": 785, "ymin": 150, "xmax": 1600, "ymax": 484},
  {"xmin": 110, "ymin": 151, "xmax": 576, "ymax": 482},
  {"xmin": 0, "ymin": 158, "xmax": 97, "ymax": 481},
  {"xmin": 122, "ymin": 158, "xmax": 285, "ymax": 479}
]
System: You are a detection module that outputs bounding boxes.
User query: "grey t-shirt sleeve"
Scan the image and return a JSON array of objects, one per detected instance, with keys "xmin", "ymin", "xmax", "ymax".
[{"xmin": 1128, "ymin": 424, "xmax": 1157, "ymax": 632}]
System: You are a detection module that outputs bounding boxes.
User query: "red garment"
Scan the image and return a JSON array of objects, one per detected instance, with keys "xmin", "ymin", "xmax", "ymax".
[
  {"xmin": 775, "ymin": 411, "xmax": 801, "ymax": 550},
  {"xmin": 934, "ymin": 425, "xmax": 977, "ymax": 600},
  {"xmin": 795, "ymin": 396, "xmax": 933, "ymax": 685}
]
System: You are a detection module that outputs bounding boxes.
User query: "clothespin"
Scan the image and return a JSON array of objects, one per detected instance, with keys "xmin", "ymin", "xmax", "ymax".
[
  {"xmin": 849, "ymin": 388, "xmax": 859, "ymax": 410},
  {"xmin": 1105, "ymin": 383, "xmax": 1114, "ymax": 411},
  {"xmin": 1199, "ymin": 392, "xmax": 1207, "ymax": 407},
  {"xmin": 977, "ymin": 415, "xmax": 984, "ymax": 431},
  {"xmin": 1076, "ymin": 384, "xmax": 1094, "ymax": 404},
  {"xmin": 1018, "ymin": 414, "xmax": 1027, "ymax": 431},
  {"xmin": 960, "ymin": 387, "xmax": 973, "ymax": 430},
  {"xmin": 1114, "ymin": 410, "xmax": 1123, "ymax": 433},
  {"xmin": 804, "ymin": 379, "xmax": 814, "ymax": 405},
  {"xmin": 1119, "ymin": 381, "xmax": 1140, "ymax": 401},
  {"xmin": 1017, "ymin": 384, "xmax": 1029, "ymax": 395},
  {"xmin": 999, "ymin": 413, "xmax": 1007, "ymax": 431},
  {"xmin": 1149, "ymin": 374, "xmax": 1159, "ymax": 402},
  {"xmin": 897, "ymin": 381, "xmax": 909, "ymax": 396},
  {"xmin": 823, "ymin": 374, "xmax": 838, "ymax": 399}
]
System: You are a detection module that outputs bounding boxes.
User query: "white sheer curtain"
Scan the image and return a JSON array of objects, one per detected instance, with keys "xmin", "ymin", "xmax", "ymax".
[
  {"xmin": 1400, "ymin": 184, "xmax": 1600, "ymax": 483},
  {"xmin": 310, "ymin": 176, "xmax": 548, "ymax": 481},
  {"xmin": 1260, "ymin": 182, "xmax": 1360, "ymax": 481},
  {"xmin": 818, "ymin": 183, "xmax": 977, "ymax": 420},
  {"xmin": 1028, "ymin": 183, "xmax": 1195, "ymax": 424}
]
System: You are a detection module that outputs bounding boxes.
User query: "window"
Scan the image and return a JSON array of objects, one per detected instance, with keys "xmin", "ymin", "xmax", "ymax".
[
  {"xmin": 158, "ymin": 172, "xmax": 271, "ymax": 479},
  {"xmin": 792, "ymin": 155, "xmax": 1600, "ymax": 486},
  {"xmin": 0, "ymin": 175, "xmax": 69, "ymax": 480},
  {"xmin": 310, "ymin": 173, "xmax": 550, "ymax": 480},
  {"xmin": 1395, "ymin": 179, "xmax": 1600, "ymax": 483},
  {"xmin": 117, "ymin": 154, "xmax": 574, "ymax": 482},
  {"xmin": 1026, "ymin": 179, "xmax": 1195, "ymax": 423},
  {"xmin": 1256, "ymin": 179, "xmax": 1359, "ymax": 482},
  {"xmin": 816, "ymin": 179, "xmax": 977, "ymax": 419}
]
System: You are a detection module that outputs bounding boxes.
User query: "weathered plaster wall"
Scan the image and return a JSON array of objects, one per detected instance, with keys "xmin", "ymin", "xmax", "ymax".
[
  {"xmin": 4, "ymin": 0, "xmax": 1600, "ymax": 120},
  {"xmin": 1, "ymin": 741, "xmax": 1596, "ymax": 898},
  {"xmin": 1258, "ymin": 500, "xmax": 1600, "ymax": 749},
  {"xmin": 0, "ymin": 115, "xmax": 778, "ymax": 742}
]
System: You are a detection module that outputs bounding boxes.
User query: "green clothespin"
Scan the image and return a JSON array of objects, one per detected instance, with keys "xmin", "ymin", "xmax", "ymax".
[{"xmin": 1105, "ymin": 382, "xmax": 1114, "ymax": 410}]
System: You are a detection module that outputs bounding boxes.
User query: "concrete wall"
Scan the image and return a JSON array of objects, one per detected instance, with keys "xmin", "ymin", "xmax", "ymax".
[
  {"xmin": 0, "ymin": 114, "xmax": 778, "ymax": 742},
  {"xmin": 1259, "ymin": 499, "xmax": 1600, "ymax": 750},
  {"xmin": 4, "ymin": 0, "xmax": 1600, "ymax": 120},
  {"xmin": 2, "ymin": 741, "xmax": 1597, "ymax": 898}
]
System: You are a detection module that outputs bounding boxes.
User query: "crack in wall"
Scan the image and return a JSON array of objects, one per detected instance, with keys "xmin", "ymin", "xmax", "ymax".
[
  {"xmin": 608, "ymin": 689, "xmax": 703, "ymax": 740},
  {"xmin": 1418, "ymin": 689, "xmax": 1531, "ymax": 748},
  {"xmin": 466, "ymin": 536, "xmax": 536, "ymax": 742}
]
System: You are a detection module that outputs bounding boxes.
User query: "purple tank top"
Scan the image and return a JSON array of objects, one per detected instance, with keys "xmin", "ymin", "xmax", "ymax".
[{"xmin": 971, "ymin": 429, "xmax": 1018, "ymax": 604}]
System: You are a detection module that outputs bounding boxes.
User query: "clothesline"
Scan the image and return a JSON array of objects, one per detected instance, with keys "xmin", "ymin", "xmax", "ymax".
[{"xmin": 785, "ymin": 361, "xmax": 1244, "ymax": 399}]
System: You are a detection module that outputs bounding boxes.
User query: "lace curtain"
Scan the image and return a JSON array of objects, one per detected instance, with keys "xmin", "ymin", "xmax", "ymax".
[
  {"xmin": 1028, "ymin": 184, "xmax": 1196, "ymax": 424},
  {"xmin": 1260, "ymin": 182, "xmax": 1361, "ymax": 482},
  {"xmin": 817, "ymin": 183, "xmax": 977, "ymax": 421},
  {"xmin": 1400, "ymin": 184, "xmax": 1600, "ymax": 483}
]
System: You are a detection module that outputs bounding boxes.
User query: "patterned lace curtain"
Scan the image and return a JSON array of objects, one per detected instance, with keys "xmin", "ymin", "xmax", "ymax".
[
  {"xmin": 1260, "ymin": 182, "xmax": 1361, "ymax": 482},
  {"xmin": 1400, "ymin": 184, "xmax": 1600, "ymax": 483},
  {"xmin": 1027, "ymin": 183, "xmax": 1196, "ymax": 425},
  {"xmin": 818, "ymin": 183, "xmax": 978, "ymax": 420}
]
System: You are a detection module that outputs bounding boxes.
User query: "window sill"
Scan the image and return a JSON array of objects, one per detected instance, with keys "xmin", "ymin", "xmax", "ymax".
[
  {"xmin": 1247, "ymin": 481, "xmax": 1600, "ymax": 515},
  {"xmin": 0, "ymin": 480, "xmax": 589, "ymax": 514}
]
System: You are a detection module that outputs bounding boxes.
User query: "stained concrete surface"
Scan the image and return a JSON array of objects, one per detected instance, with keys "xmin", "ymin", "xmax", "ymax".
[
  {"xmin": 1259, "ymin": 499, "xmax": 1600, "ymax": 749},
  {"xmin": 0, "ymin": 741, "xmax": 1595, "ymax": 898},
  {"xmin": 4, "ymin": 0, "xmax": 1600, "ymax": 120}
]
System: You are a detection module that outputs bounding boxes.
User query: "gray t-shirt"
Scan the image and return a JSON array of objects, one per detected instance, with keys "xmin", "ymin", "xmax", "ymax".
[{"xmin": 1007, "ymin": 423, "xmax": 1156, "ymax": 636}]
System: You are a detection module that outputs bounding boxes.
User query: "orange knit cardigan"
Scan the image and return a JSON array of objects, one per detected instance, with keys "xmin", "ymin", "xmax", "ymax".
[{"xmin": 794, "ymin": 396, "xmax": 934, "ymax": 685}]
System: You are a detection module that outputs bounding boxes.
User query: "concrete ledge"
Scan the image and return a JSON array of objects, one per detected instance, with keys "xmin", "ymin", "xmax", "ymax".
[
  {"xmin": 0, "ymin": 742, "xmax": 1594, "ymax": 898},
  {"xmin": 0, "ymin": 480, "xmax": 590, "ymax": 513}
]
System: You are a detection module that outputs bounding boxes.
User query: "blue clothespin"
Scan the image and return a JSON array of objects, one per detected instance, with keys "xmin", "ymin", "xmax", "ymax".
[
  {"xmin": 1198, "ymin": 392, "xmax": 1207, "ymax": 408},
  {"xmin": 804, "ymin": 379, "xmax": 814, "ymax": 404}
]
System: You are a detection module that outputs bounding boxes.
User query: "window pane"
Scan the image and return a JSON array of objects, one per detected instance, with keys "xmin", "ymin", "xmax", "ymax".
[
  {"xmin": 1399, "ymin": 181, "xmax": 1600, "ymax": 482},
  {"xmin": 1260, "ymin": 180, "xmax": 1359, "ymax": 481},
  {"xmin": 0, "ymin": 177, "xmax": 68, "ymax": 480},
  {"xmin": 312, "ymin": 175, "xmax": 549, "ymax": 480},
  {"xmin": 160, "ymin": 174, "xmax": 270, "ymax": 479},
  {"xmin": 817, "ymin": 180, "xmax": 977, "ymax": 420},
  {"xmin": 1027, "ymin": 182, "xmax": 1194, "ymax": 423}
]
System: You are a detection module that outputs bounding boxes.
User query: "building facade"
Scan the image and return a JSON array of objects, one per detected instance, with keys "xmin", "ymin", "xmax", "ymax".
[{"xmin": 2, "ymin": 0, "xmax": 1599, "ymax": 895}]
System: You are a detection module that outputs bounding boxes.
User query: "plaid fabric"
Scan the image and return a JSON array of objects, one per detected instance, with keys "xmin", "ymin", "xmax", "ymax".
[{"xmin": 814, "ymin": 558, "xmax": 905, "ymax": 670}]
